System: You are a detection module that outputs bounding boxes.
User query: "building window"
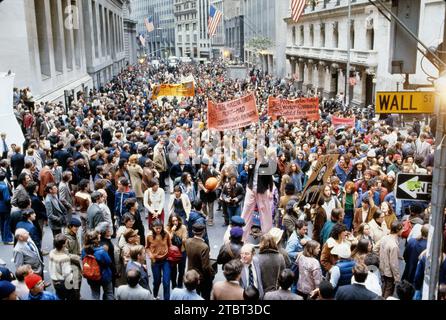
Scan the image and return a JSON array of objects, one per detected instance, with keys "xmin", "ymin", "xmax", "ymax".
[
  {"xmin": 194, "ymin": 34, "xmax": 197, "ymax": 43},
  {"xmin": 178, "ymin": 35, "xmax": 182, "ymax": 43},
  {"xmin": 292, "ymin": 26, "xmax": 296, "ymax": 45},
  {"xmin": 34, "ymin": 0, "xmax": 51, "ymax": 77},
  {"xmin": 332, "ymin": 21, "xmax": 338, "ymax": 48},
  {"xmin": 350, "ymin": 20, "xmax": 355, "ymax": 49},
  {"xmin": 193, "ymin": 23, "xmax": 197, "ymax": 30},
  {"xmin": 186, "ymin": 24, "xmax": 189, "ymax": 31},
  {"xmin": 178, "ymin": 24, "xmax": 182, "ymax": 31},
  {"xmin": 186, "ymin": 34, "xmax": 190, "ymax": 43},
  {"xmin": 299, "ymin": 25, "xmax": 304, "ymax": 46},
  {"xmin": 366, "ymin": 27, "xmax": 374, "ymax": 50},
  {"xmin": 309, "ymin": 24, "xmax": 314, "ymax": 46},
  {"xmin": 320, "ymin": 23, "xmax": 325, "ymax": 47}
]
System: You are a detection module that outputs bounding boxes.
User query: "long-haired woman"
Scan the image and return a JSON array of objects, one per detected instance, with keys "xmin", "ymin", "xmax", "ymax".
[{"xmin": 166, "ymin": 214, "xmax": 188, "ymax": 289}]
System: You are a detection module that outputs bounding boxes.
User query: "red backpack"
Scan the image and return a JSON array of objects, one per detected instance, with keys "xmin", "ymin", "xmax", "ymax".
[{"xmin": 82, "ymin": 254, "xmax": 101, "ymax": 281}]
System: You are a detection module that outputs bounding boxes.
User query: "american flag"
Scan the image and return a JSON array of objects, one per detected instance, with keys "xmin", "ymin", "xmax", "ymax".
[
  {"xmin": 208, "ymin": 5, "xmax": 222, "ymax": 37},
  {"xmin": 144, "ymin": 16, "xmax": 154, "ymax": 33},
  {"xmin": 291, "ymin": 0, "xmax": 306, "ymax": 23}
]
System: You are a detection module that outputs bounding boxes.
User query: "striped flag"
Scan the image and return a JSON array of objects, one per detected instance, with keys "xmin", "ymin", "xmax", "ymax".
[
  {"xmin": 208, "ymin": 4, "xmax": 222, "ymax": 37},
  {"xmin": 144, "ymin": 16, "xmax": 154, "ymax": 33},
  {"xmin": 291, "ymin": 0, "xmax": 306, "ymax": 23}
]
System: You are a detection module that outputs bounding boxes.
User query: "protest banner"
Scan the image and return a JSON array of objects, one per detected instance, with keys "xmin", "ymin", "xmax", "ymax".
[
  {"xmin": 267, "ymin": 97, "xmax": 320, "ymax": 122},
  {"xmin": 207, "ymin": 93, "xmax": 259, "ymax": 131},
  {"xmin": 298, "ymin": 154, "xmax": 339, "ymax": 206},
  {"xmin": 151, "ymin": 82, "xmax": 195, "ymax": 100},
  {"xmin": 331, "ymin": 115, "xmax": 355, "ymax": 128}
]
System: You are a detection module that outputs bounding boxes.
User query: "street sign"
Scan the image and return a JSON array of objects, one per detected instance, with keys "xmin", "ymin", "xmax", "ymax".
[
  {"xmin": 375, "ymin": 91, "xmax": 435, "ymax": 114},
  {"xmin": 396, "ymin": 173, "xmax": 432, "ymax": 201}
]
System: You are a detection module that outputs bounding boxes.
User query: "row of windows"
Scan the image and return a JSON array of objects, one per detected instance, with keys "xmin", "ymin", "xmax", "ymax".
[
  {"xmin": 177, "ymin": 23, "xmax": 197, "ymax": 31},
  {"xmin": 177, "ymin": 34, "xmax": 198, "ymax": 43},
  {"xmin": 290, "ymin": 21, "xmax": 374, "ymax": 51}
]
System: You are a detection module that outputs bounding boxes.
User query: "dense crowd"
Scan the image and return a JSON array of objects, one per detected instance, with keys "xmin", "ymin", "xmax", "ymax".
[{"xmin": 0, "ymin": 59, "xmax": 445, "ymax": 301}]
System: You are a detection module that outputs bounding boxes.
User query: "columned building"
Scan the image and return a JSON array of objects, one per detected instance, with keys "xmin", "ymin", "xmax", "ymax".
[
  {"xmin": 0, "ymin": 0, "xmax": 130, "ymax": 104},
  {"xmin": 123, "ymin": 0, "xmax": 137, "ymax": 65},
  {"xmin": 284, "ymin": 0, "xmax": 443, "ymax": 107}
]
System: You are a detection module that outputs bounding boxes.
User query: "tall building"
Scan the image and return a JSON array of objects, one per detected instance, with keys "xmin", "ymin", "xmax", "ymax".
[
  {"xmin": 223, "ymin": 0, "xmax": 244, "ymax": 62},
  {"xmin": 174, "ymin": 0, "xmax": 212, "ymax": 61},
  {"xmin": 210, "ymin": 0, "xmax": 225, "ymax": 59},
  {"xmin": 242, "ymin": 0, "xmax": 287, "ymax": 77},
  {"xmin": 0, "ymin": 0, "xmax": 135, "ymax": 104},
  {"xmin": 284, "ymin": 0, "xmax": 443, "ymax": 107},
  {"xmin": 132, "ymin": 0, "xmax": 175, "ymax": 59}
]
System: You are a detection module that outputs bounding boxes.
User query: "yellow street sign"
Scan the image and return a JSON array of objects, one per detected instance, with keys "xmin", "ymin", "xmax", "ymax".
[{"xmin": 375, "ymin": 91, "xmax": 435, "ymax": 114}]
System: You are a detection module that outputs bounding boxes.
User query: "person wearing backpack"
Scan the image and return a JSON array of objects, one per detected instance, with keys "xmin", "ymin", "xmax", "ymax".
[{"xmin": 81, "ymin": 230, "xmax": 114, "ymax": 300}]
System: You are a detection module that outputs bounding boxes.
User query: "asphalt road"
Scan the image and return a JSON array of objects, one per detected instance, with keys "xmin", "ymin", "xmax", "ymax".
[{"xmin": 0, "ymin": 192, "xmax": 227, "ymax": 300}]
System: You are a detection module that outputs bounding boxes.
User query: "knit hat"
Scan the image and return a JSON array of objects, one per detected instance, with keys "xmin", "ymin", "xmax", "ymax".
[
  {"xmin": 24, "ymin": 273, "xmax": 42, "ymax": 290},
  {"xmin": 0, "ymin": 280, "xmax": 15, "ymax": 299},
  {"xmin": 230, "ymin": 226, "xmax": 244, "ymax": 239},
  {"xmin": 69, "ymin": 217, "xmax": 81, "ymax": 227}
]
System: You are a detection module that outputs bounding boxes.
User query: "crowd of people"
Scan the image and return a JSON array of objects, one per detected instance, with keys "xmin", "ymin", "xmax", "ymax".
[{"xmin": 0, "ymin": 58, "xmax": 445, "ymax": 301}]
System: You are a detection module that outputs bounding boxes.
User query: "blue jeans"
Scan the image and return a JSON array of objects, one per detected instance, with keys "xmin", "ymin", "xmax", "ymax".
[
  {"xmin": 227, "ymin": 205, "xmax": 241, "ymax": 221},
  {"xmin": 170, "ymin": 252, "xmax": 187, "ymax": 289},
  {"xmin": 152, "ymin": 259, "xmax": 171, "ymax": 300},
  {"xmin": 0, "ymin": 211, "xmax": 13, "ymax": 242}
]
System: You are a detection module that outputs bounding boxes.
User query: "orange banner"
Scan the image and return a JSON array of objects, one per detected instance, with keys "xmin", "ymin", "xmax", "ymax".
[
  {"xmin": 267, "ymin": 97, "xmax": 320, "ymax": 122},
  {"xmin": 151, "ymin": 82, "xmax": 195, "ymax": 100},
  {"xmin": 207, "ymin": 93, "xmax": 259, "ymax": 131}
]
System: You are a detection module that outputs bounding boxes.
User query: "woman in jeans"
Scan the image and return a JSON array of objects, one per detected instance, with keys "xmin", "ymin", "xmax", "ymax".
[
  {"xmin": 146, "ymin": 219, "xmax": 171, "ymax": 300},
  {"xmin": 296, "ymin": 240, "xmax": 322, "ymax": 300},
  {"xmin": 166, "ymin": 214, "xmax": 188, "ymax": 289},
  {"xmin": 81, "ymin": 230, "xmax": 114, "ymax": 300}
]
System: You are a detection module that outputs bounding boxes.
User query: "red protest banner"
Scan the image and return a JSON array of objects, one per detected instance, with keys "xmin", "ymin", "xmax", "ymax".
[
  {"xmin": 207, "ymin": 93, "xmax": 259, "ymax": 131},
  {"xmin": 331, "ymin": 116, "xmax": 355, "ymax": 128},
  {"xmin": 267, "ymin": 97, "xmax": 320, "ymax": 122}
]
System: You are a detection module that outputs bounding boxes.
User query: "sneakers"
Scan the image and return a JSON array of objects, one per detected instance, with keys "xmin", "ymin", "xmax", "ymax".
[
  {"xmin": 3, "ymin": 241, "xmax": 14, "ymax": 245},
  {"xmin": 207, "ymin": 219, "xmax": 214, "ymax": 226}
]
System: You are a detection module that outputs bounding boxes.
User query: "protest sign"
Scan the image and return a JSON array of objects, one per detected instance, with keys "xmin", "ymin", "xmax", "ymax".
[
  {"xmin": 267, "ymin": 97, "xmax": 320, "ymax": 121},
  {"xmin": 152, "ymin": 82, "xmax": 195, "ymax": 100},
  {"xmin": 331, "ymin": 116, "xmax": 355, "ymax": 128}
]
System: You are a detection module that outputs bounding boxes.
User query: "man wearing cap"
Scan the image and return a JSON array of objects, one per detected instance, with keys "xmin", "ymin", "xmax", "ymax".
[
  {"xmin": 223, "ymin": 215, "xmax": 246, "ymax": 243},
  {"xmin": 217, "ymin": 226, "xmax": 244, "ymax": 268},
  {"xmin": 196, "ymin": 157, "xmax": 220, "ymax": 226},
  {"xmin": 185, "ymin": 223, "xmax": 215, "ymax": 300},
  {"xmin": 0, "ymin": 280, "xmax": 18, "ymax": 300},
  {"xmin": 25, "ymin": 273, "xmax": 59, "ymax": 300}
]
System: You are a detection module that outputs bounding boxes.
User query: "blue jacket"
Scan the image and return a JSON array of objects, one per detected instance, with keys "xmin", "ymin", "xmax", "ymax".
[
  {"xmin": 0, "ymin": 181, "xmax": 11, "ymax": 212},
  {"xmin": 320, "ymin": 220, "xmax": 337, "ymax": 245},
  {"xmin": 81, "ymin": 246, "xmax": 113, "ymax": 284},
  {"xmin": 290, "ymin": 172, "xmax": 303, "ymax": 193},
  {"xmin": 114, "ymin": 190, "xmax": 136, "ymax": 219},
  {"xmin": 403, "ymin": 238, "xmax": 427, "ymax": 284},
  {"xmin": 28, "ymin": 291, "xmax": 59, "ymax": 300},
  {"xmin": 414, "ymin": 254, "xmax": 446, "ymax": 290},
  {"xmin": 335, "ymin": 164, "xmax": 350, "ymax": 186},
  {"xmin": 285, "ymin": 231, "xmax": 311, "ymax": 260},
  {"xmin": 336, "ymin": 259, "xmax": 356, "ymax": 288},
  {"xmin": 238, "ymin": 170, "xmax": 249, "ymax": 189}
]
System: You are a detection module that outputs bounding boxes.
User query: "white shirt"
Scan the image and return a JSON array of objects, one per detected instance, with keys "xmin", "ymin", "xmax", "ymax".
[{"xmin": 144, "ymin": 188, "xmax": 165, "ymax": 213}]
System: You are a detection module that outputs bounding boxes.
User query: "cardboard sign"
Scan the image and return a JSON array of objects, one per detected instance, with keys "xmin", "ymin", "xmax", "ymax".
[
  {"xmin": 332, "ymin": 116, "xmax": 355, "ymax": 128},
  {"xmin": 207, "ymin": 93, "xmax": 259, "ymax": 131},
  {"xmin": 268, "ymin": 97, "xmax": 320, "ymax": 122},
  {"xmin": 299, "ymin": 154, "xmax": 339, "ymax": 206},
  {"xmin": 151, "ymin": 82, "xmax": 195, "ymax": 100}
]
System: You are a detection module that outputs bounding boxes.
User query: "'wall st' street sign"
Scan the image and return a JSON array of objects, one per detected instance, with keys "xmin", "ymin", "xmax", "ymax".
[
  {"xmin": 396, "ymin": 173, "xmax": 432, "ymax": 201},
  {"xmin": 375, "ymin": 91, "xmax": 435, "ymax": 114}
]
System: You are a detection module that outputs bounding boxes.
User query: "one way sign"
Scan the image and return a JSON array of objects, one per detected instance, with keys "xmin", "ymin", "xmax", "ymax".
[{"xmin": 396, "ymin": 173, "xmax": 432, "ymax": 201}]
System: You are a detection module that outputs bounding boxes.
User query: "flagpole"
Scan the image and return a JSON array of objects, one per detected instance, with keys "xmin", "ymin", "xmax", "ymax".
[{"xmin": 344, "ymin": 0, "xmax": 351, "ymax": 107}]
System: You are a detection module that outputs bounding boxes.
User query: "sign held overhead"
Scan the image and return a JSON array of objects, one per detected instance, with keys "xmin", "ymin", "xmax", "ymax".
[{"xmin": 375, "ymin": 91, "xmax": 435, "ymax": 114}]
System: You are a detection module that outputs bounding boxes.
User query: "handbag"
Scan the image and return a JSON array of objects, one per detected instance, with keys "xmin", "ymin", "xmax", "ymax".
[
  {"xmin": 167, "ymin": 245, "xmax": 183, "ymax": 264},
  {"xmin": 171, "ymin": 234, "xmax": 183, "ymax": 248}
]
